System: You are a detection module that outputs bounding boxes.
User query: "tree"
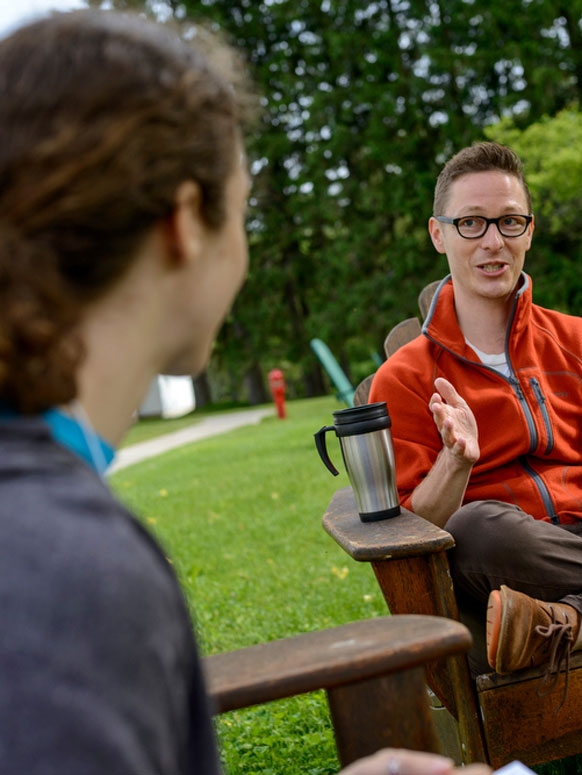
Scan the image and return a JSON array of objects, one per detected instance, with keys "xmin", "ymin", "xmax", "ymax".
[
  {"xmin": 93, "ymin": 0, "xmax": 582, "ymax": 401},
  {"xmin": 486, "ymin": 106, "xmax": 582, "ymax": 311}
]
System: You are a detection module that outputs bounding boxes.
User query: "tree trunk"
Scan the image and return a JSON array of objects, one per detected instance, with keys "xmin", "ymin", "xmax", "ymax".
[
  {"xmin": 192, "ymin": 372, "xmax": 212, "ymax": 408},
  {"xmin": 244, "ymin": 362, "xmax": 269, "ymax": 405},
  {"xmin": 304, "ymin": 363, "xmax": 327, "ymax": 397}
]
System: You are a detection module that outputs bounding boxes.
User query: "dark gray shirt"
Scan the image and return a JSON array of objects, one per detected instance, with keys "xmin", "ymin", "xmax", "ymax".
[{"xmin": 0, "ymin": 417, "xmax": 221, "ymax": 774}]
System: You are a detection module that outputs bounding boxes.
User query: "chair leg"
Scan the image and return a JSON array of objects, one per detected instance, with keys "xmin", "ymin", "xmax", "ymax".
[
  {"xmin": 327, "ymin": 666, "xmax": 440, "ymax": 767},
  {"xmin": 371, "ymin": 556, "xmax": 488, "ymax": 764},
  {"xmin": 427, "ymin": 687, "xmax": 463, "ymax": 763}
]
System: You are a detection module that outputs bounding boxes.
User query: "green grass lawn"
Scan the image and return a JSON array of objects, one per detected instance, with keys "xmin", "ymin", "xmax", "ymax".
[
  {"xmin": 110, "ymin": 396, "xmax": 386, "ymax": 775},
  {"xmin": 109, "ymin": 396, "xmax": 578, "ymax": 775}
]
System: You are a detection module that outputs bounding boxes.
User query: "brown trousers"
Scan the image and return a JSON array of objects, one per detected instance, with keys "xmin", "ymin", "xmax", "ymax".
[{"xmin": 444, "ymin": 500, "xmax": 582, "ymax": 675}]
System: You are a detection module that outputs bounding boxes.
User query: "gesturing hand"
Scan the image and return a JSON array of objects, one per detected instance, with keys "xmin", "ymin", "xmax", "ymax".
[
  {"xmin": 429, "ymin": 377, "xmax": 480, "ymax": 465},
  {"xmin": 339, "ymin": 747, "xmax": 491, "ymax": 775}
]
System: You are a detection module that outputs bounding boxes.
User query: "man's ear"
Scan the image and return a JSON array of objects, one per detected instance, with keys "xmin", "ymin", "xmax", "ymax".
[
  {"xmin": 162, "ymin": 180, "xmax": 204, "ymax": 266},
  {"xmin": 428, "ymin": 216, "xmax": 447, "ymax": 255}
]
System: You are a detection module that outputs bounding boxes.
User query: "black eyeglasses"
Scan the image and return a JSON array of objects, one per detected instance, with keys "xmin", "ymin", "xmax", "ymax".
[{"xmin": 435, "ymin": 214, "xmax": 532, "ymax": 239}]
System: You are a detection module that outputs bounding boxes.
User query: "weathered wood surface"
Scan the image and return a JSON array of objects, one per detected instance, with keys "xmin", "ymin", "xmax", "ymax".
[
  {"xmin": 328, "ymin": 667, "xmax": 440, "ymax": 764},
  {"xmin": 322, "ymin": 486, "xmax": 486, "ymax": 764},
  {"xmin": 384, "ymin": 317, "xmax": 422, "ymax": 359},
  {"xmin": 479, "ymin": 654, "xmax": 582, "ymax": 768},
  {"xmin": 204, "ymin": 614, "xmax": 471, "ymax": 714},
  {"xmin": 418, "ymin": 279, "xmax": 440, "ymax": 320},
  {"xmin": 353, "ymin": 374, "xmax": 375, "ymax": 407},
  {"xmin": 322, "ymin": 486, "xmax": 454, "ymax": 561},
  {"xmin": 322, "ymin": 484, "xmax": 582, "ymax": 767},
  {"xmin": 372, "ymin": 554, "xmax": 461, "ymax": 715}
]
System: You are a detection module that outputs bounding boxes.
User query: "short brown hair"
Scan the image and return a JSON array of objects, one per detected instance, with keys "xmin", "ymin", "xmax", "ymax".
[
  {"xmin": 433, "ymin": 141, "xmax": 532, "ymax": 216},
  {"xmin": 0, "ymin": 10, "xmax": 255, "ymax": 412}
]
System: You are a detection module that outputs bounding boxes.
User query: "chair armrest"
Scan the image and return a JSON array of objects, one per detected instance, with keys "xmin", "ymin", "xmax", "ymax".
[
  {"xmin": 203, "ymin": 615, "xmax": 471, "ymax": 714},
  {"xmin": 320, "ymin": 493, "xmax": 486, "ymax": 763},
  {"xmin": 322, "ymin": 486, "xmax": 454, "ymax": 562}
]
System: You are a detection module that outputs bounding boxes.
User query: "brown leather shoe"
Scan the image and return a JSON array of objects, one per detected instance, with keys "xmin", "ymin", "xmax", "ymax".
[{"xmin": 486, "ymin": 585, "xmax": 580, "ymax": 674}]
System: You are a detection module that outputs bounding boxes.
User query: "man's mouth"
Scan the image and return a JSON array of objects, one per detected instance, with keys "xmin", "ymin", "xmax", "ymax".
[{"xmin": 479, "ymin": 263, "xmax": 505, "ymax": 273}]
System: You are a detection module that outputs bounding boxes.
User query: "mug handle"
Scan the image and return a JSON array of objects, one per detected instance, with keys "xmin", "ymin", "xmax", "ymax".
[{"xmin": 314, "ymin": 426, "xmax": 340, "ymax": 476}]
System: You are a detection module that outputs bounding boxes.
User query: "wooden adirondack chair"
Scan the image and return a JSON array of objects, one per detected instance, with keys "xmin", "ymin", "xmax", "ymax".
[
  {"xmin": 203, "ymin": 614, "xmax": 471, "ymax": 767},
  {"xmin": 323, "ymin": 281, "xmax": 582, "ymax": 768}
]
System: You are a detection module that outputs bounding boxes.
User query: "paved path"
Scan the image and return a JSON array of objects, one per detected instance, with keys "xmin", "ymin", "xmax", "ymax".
[{"xmin": 108, "ymin": 407, "xmax": 274, "ymax": 474}]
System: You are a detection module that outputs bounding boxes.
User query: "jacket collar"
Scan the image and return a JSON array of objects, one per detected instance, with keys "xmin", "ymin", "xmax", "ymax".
[{"xmin": 423, "ymin": 272, "xmax": 532, "ymax": 355}]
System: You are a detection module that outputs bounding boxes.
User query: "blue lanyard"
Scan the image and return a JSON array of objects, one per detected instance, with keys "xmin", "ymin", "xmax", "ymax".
[
  {"xmin": 0, "ymin": 404, "xmax": 115, "ymax": 475},
  {"xmin": 42, "ymin": 408, "xmax": 115, "ymax": 475}
]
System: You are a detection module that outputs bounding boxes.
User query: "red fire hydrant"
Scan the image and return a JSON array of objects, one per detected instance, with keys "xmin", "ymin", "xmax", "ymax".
[{"xmin": 268, "ymin": 368, "xmax": 287, "ymax": 419}]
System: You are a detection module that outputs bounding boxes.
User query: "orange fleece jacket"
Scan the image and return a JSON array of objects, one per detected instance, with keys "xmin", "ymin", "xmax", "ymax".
[{"xmin": 370, "ymin": 274, "xmax": 582, "ymax": 525}]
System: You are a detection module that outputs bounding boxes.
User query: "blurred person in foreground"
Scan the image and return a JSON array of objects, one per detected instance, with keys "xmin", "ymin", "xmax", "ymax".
[
  {"xmin": 370, "ymin": 142, "xmax": 582, "ymax": 689},
  {"xmin": 0, "ymin": 9, "xmax": 491, "ymax": 775}
]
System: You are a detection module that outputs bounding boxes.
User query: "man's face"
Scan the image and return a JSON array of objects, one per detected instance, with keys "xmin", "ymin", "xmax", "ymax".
[{"xmin": 428, "ymin": 170, "xmax": 534, "ymax": 305}]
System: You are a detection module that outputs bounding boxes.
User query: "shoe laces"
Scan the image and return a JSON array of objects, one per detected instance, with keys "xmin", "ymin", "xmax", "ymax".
[{"xmin": 534, "ymin": 605, "xmax": 574, "ymax": 713}]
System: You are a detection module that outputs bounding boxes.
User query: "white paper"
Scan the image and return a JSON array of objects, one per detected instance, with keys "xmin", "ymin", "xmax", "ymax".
[{"xmin": 494, "ymin": 762, "xmax": 536, "ymax": 775}]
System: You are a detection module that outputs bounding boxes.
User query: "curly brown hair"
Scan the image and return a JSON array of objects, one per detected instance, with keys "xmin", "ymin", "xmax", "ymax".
[
  {"xmin": 433, "ymin": 141, "xmax": 532, "ymax": 217},
  {"xmin": 0, "ymin": 10, "xmax": 255, "ymax": 412}
]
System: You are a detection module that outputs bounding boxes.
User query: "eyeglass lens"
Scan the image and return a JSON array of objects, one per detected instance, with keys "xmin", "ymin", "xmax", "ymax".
[{"xmin": 457, "ymin": 215, "xmax": 528, "ymax": 238}]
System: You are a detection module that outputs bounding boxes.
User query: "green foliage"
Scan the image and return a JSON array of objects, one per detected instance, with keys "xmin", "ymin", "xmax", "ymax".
[
  {"xmin": 486, "ymin": 107, "xmax": 582, "ymax": 312},
  {"xmin": 99, "ymin": 0, "xmax": 582, "ymax": 392},
  {"xmin": 109, "ymin": 397, "xmax": 386, "ymax": 774},
  {"xmin": 487, "ymin": 108, "xmax": 582, "ymax": 235},
  {"xmin": 182, "ymin": 0, "xmax": 582, "ymax": 392}
]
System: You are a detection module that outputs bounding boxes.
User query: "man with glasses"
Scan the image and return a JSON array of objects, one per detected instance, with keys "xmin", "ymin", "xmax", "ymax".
[{"xmin": 370, "ymin": 141, "xmax": 582, "ymax": 686}]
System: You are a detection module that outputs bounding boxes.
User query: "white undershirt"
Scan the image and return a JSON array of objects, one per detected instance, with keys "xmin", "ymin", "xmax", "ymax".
[{"xmin": 466, "ymin": 340, "xmax": 510, "ymax": 377}]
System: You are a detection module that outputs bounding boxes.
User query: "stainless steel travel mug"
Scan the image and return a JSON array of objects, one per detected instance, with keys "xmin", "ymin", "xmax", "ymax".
[{"xmin": 314, "ymin": 402, "xmax": 400, "ymax": 522}]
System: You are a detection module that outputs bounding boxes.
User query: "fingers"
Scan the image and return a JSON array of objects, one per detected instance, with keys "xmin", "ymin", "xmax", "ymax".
[
  {"xmin": 429, "ymin": 391, "xmax": 443, "ymax": 413},
  {"xmin": 338, "ymin": 748, "xmax": 492, "ymax": 775},
  {"xmin": 339, "ymin": 748, "xmax": 454, "ymax": 775},
  {"xmin": 433, "ymin": 377, "xmax": 466, "ymax": 407},
  {"xmin": 429, "ymin": 380, "xmax": 480, "ymax": 463}
]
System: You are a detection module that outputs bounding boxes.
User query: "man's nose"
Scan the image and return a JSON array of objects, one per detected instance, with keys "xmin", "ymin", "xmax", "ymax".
[{"xmin": 480, "ymin": 221, "xmax": 505, "ymax": 248}]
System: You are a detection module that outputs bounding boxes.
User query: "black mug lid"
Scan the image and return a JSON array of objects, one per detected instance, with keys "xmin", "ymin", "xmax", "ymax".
[
  {"xmin": 331, "ymin": 402, "xmax": 392, "ymax": 435},
  {"xmin": 332, "ymin": 402, "xmax": 389, "ymax": 426}
]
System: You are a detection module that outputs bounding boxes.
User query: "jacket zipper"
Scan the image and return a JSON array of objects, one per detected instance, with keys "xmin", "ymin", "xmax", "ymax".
[
  {"xmin": 508, "ymin": 376, "xmax": 537, "ymax": 454},
  {"xmin": 506, "ymin": 369, "xmax": 559, "ymax": 523},
  {"xmin": 530, "ymin": 377, "xmax": 554, "ymax": 455},
  {"xmin": 491, "ymin": 372, "xmax": 559, "ymax": 524},
  {"xmin": 520, "ymin": 457, "xmax": 560, "ymax": 525},
  {"xmin": 425, "ymin": 328, "xmax": 560, "ymax": 522},
  {"xmin": 503, "ymin": 302, "xmax": 558, "ymax": 523}
]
